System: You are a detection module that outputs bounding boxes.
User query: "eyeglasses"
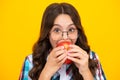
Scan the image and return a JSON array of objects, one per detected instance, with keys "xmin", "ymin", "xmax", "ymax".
[{"xmin": 50, "ymin": 27, "xmax": 78, "ymax": 40}]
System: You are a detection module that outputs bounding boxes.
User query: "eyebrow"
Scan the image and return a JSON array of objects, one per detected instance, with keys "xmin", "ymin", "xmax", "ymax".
[{"xmin": 53, "ymin": 23, "xmax": 75, "ymax": 27}]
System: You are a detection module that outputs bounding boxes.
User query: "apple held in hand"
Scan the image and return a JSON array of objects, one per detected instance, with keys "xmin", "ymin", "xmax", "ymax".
[{"xmin": 57, "ymin": 41, "xmax": 72, "ymax": 64}]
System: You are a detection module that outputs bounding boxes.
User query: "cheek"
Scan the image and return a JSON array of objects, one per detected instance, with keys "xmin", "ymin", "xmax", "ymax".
[
  {"xmin": 72, "ymin": 38, "xmax": 78, "ymax": 44},
  {"xmin": 49, "ymin": 36, "xmax": 57, "ymax": 48}
]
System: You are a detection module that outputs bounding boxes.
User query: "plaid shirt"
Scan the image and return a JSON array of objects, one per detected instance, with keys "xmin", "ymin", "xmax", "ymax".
[{"xmin": 19, "ymin": 51, "xmax": 106, "ymax": 80}]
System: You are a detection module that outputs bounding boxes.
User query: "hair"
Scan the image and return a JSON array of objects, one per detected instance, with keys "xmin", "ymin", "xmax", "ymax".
[{"xmin": 29, "ymin": 2, "xmax": 97, "ymax": 80}]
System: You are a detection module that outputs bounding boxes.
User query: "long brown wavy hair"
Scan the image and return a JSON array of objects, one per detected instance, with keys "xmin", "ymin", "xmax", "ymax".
[{"xmin": 29, "ymin": 2, "xmax": 97, "ymax": 80}]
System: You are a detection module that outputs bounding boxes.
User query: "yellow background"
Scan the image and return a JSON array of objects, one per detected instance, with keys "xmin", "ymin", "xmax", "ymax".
[{"xmin": 0, "ymin": 0, "xmax": 120, "ymax": 80}]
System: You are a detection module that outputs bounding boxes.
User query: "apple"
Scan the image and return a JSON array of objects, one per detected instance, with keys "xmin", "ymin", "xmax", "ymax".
[{"xmin": 57, "ymin": 41, "xmax": 72, "ymax": 64}]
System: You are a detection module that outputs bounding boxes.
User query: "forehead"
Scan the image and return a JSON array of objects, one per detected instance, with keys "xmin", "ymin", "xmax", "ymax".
[{"xmin": 53, "ymin": 14, "xmax": 74, "ymax": 27}]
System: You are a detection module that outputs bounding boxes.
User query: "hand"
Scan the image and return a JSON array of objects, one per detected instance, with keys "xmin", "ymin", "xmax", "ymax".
[
  {"xmin": 67, "ymin": 45, "xmax": 89, "ymax": 74},
  {"xmin": 40, "ymin": 46, "xmax": 67, "ymax": 79}
]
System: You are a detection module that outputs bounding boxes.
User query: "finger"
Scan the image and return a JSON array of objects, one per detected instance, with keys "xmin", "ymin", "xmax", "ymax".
[
  {"xmin": 68, "ymin": 48, "xmax": 82, "ymax": 53},
  {"xmin": 69, "ymin": 45, "xmax": 87, "ymax": 54},
  {"xmin": 67, "ymin": 56, "xmax": 80, "ymax": 64},
  {"xmin": 55, "ymin": 49, "xmax": 66, "ymax": 57},
  {"xmin": 52, "ymin": 46, "xmax": 64, "ymax": 57},
  {"xmin": 67, "ymin": 55, "xmax": 89, "ymax": 66},
  {"xmin": 67, "ymin": 51, "xmax": 89, "ymax": 61},
  {"xmin": 67, "ymin": 47, "xmax": 84, "ymax": 58},
  {"xmin": 58, "ymin": 55, "xmax": 67, "ymax": 66},
  {"xmin": 67, "ymin": 52, "xmax": 83, "ymax": 59},
  {"xmin": 69, "ymin": 45, "xmax": 88, "ymax": 55},
  {"xmin": 53, "ymin": 46, "xmax": 64, "ymax": 52},
  {"xmin": 69, "ymin": 44, "xmax": 80, "ymax": 49},
  {"xmin": 56, "ymin": 50, "xmax": 67, "ymax": 62}
]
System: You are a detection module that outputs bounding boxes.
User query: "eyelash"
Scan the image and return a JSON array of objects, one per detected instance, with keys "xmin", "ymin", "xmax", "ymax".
[
  {"xmin": 52, "ymin": 27, "xmax": 76, "ymax": 33},
  {"xmin": 53, "ymin": 28, "xmax": 61, "ymax": 32},
  {"xmin": 69, "ymin": 28, "xmax": 76, "ymax": 32}
]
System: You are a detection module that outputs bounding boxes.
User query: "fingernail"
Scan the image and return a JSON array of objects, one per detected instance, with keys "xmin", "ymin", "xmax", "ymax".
[
  {"xmin": 61, "ymin": 46, "xmax": 64, "ymax": 49},
  {"xmin": 67, "ymin": 50, "xmax": 71, "ymax": 53},
  {"xmin": 67, "ymin": 52, "xmax": 70, "ymax": 55},
  {"xmin": 69, "ymin": 45, "xmax": 72, "ymax": 47}
]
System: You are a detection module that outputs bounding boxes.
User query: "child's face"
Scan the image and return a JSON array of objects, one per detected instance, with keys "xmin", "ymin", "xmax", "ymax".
[{"xmin": 49, "ymin": 14, "xmax": 78, "ymax": 48}]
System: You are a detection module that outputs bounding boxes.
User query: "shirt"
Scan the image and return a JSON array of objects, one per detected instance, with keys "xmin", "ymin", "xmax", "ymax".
[{"xmin": 19, "ymin": 51, "xmax": 106, "ymax": 80}]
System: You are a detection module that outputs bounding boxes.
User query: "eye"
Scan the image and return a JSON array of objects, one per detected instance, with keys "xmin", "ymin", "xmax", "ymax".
[
  {"xmin": 68, "ymin": 28, "xmax": 76, "ymax": 33},
  {"xmin": 53, "ymin": 28, "xmax": 61, "ymax": 33}
]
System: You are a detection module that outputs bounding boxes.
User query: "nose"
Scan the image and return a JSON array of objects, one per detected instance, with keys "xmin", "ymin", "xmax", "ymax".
[{"xmin": 62, "ymin": 32, "xmax": 68, "ymax": 40}]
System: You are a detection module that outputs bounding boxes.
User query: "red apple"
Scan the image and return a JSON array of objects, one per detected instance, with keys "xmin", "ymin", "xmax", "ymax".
[{"xmin": 57, "ymin": 41, "xmax": 72, "ymax": 64}]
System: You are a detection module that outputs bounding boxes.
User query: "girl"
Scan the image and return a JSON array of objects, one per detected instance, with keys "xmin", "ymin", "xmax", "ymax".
[{"xmin": 19, "ymin": 2, "xmax": 106, "ymax": 80}]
